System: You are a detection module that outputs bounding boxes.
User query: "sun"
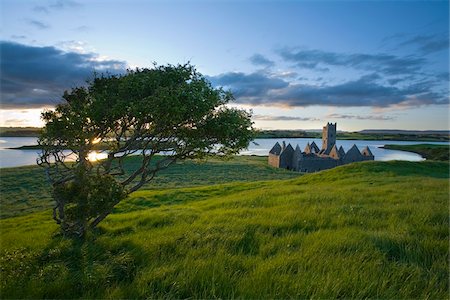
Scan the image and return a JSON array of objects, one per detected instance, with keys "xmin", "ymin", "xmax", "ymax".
[{"xmin": 87, "ymin": 151, "xmax": 108, "ymax": 161}]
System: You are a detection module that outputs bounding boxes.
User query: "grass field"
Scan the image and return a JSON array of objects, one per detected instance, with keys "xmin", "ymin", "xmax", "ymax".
[
  {"xmin": 0, "ymin": 157, "xmax": 448, "ymax": 298},
  {"xmin": 0, "ymin": 156, "xmax": 298, "ymax": 219}
]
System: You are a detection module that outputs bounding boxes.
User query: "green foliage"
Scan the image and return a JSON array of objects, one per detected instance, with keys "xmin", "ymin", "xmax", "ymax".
[
  {"xmin": 1, "ymin": 160, "xmax": 448, "ymax": 298},
  {"xmin": 54, "ymin": 173, "xmax": 126, "ymax": 235},
  {"xmin": 37, "ymin": 63, "xmax": 254, "ymax": 236},
  {"xmin": 383, "ymin": 143, "xmax": 449, "ymax": 161}
]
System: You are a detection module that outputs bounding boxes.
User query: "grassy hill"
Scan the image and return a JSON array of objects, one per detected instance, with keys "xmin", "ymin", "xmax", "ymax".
[
  {"xmin": 0, "ymin": 157, "xmax": 448, "ymax": 298},
  {"xmin": 0, "ymin": 156, "xmax": 298, "ymax": 219}
]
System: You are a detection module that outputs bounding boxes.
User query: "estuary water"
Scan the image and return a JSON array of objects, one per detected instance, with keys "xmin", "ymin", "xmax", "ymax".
[{"xmin": 0, "ymin": 137, "xmax": 447, "ymax": 168}]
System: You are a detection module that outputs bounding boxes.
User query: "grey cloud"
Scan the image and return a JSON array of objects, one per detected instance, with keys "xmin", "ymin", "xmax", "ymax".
[
  {"xmin": 209, "ymin": 70, "xmax": 447, "ymax": 108},
  {"xmin": 326, "ymin": 113, "xmax": 395, "ymax": 121},
  {"xmin": 208, "ymin": 72, "xmax": 289, "ymax": 99},
  {"xmin": 253, "ymin": 115, "xmax": 319, "ymax": 121},
  {"xmin": 399, "ymin": 34, "xmax": 449, "ymax": 54},
  {"xmin": 0, "ymin": 41, "xmax": 127, "ymax": 109},
  {"xmin": 28, "ymin": 20, "xmax": 50, "ymax": 29},
  {"xmin": 275, "ymin": 71, "xmax": 298, "ymax": 79},
  {"xmin": 278, "ymin": 48, "xmax": 425, "ymax": 76},
  {"xmin": 34, "ymin": 0, "xmax": 81, "ymax": 13},
  {"xmin": 33, "ymin": 6, "xmax": 50, "ymax": 13},
  {"xmin": 10, "ymin": 35, "xmax": 27, "ymax": 39},
  {"xmin": 270, "ymin": 76, "xmax": 447, "ymax": 107},
  {"xmin": 49, "ymin": 0, "xmax": 81, "ymax": 9},
  {"xmin": 435, "ymin": 72, "xmax": 449, "ymax": 81},
  {"xmin": 249, "ymin": 54, "xmax": 275, "ymax": 68}
]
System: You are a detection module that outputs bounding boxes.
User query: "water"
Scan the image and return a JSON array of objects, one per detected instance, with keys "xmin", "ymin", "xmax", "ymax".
[
  {"xmin": 0, "ymin": 137, "xmax": 447, "ymax": 168},
  {"xmin": 241, "ymin": 138, "xmax": 446, "ymax": 162},
  {"xmin": 0, "ymin": 137, "xmax": 42, "ymax": 168}
]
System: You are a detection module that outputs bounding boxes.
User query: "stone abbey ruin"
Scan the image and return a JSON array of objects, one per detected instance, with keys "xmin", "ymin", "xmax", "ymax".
[{"xmin": 268, "ymin": 123, "xmax": 374, "ymax": 173}]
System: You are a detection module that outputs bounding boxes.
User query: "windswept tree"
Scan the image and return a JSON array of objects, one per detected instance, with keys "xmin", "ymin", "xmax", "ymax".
[{"xmin": 38, "ymin": 64, "xmax": 254, "ymax": 237}]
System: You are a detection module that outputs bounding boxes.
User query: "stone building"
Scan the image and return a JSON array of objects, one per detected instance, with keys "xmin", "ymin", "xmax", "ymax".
[{"xmin": 268, "ymin": 123, "xmax": 374, "ymax": 172}]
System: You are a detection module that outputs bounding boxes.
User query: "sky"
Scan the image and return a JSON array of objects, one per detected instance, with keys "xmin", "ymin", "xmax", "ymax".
[{"xmin": 0, "ymin": 0, "xmax": 449, "ymax": 131}]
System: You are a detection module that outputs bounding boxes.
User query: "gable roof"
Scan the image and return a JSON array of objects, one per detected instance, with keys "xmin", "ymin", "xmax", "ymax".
[
  {"xmin": 281, "ymin": 143, "xmax": 294, "ymax": 155},
  {"xmin": 304, "ymin": 142, "xmax": 311, "ymax": 154},
  {"xmin": 344, "ymin": 144, "xmax": 363, "ymax": 160},
  {"xmin": 269, "ymin": 142, "xmax": 282, "ymax": 155},
  {"xmin": 338, "ymin": 146, "xmax": 345, "ymax": 157},
  {"xmin": 310, "ymin": 141, "xmax": 320, "ymax": 153},
  {"xmin": 361, "ymin": 146, "xmax": 374, "ymax": 157},
  {"xmin": 329, "ymin": 144, "xmax": 341, "ymax": 159}
]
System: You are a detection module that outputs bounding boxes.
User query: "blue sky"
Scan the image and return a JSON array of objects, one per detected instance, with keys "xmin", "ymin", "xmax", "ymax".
[{"xmin": 1, "ymin": 0, "xmax": 448, "ymax": 131}]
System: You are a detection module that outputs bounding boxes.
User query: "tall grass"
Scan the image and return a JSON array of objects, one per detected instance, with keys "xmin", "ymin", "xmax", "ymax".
[
  {"xmin": 0, "ymin": 155, "xmax": 298, "ymax": 218},
  {"xmin": 0, "ymin": 159, "xmax": 448, "ymax": 298}
]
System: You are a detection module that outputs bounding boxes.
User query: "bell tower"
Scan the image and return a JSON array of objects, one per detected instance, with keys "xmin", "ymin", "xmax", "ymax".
[{"xmin": 322, "ymin": 122, "xmax": 336, "ymax": 151}]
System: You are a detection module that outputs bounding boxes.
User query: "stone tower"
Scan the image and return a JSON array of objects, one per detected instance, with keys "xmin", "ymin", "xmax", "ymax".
[{"xmin": 322, "ymin": 122, "xmax": 337, "ymax": 151}]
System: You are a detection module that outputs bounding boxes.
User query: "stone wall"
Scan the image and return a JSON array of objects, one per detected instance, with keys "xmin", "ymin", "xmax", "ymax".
[
  {"xmin": 279, "ymin": 147, "xmax": 294, "ymax": 170},
  {"xmin": 268, "ymin": 153, "xmax": 280, "ymax": 168},
  {"xmin": 297, "ymin": 157, "xmax": 338, "ymax": 173}
]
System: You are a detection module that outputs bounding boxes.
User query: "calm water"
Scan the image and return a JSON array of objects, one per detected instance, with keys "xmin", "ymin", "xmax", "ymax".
[{"xmin": 0, "ymin": 137, "xmax": 447, "ymax": 168}]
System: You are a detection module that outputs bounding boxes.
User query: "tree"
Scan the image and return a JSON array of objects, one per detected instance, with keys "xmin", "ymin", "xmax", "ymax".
[{"xmin": 38, "ymin": 64, "xmax": 254, "ymax": 237}]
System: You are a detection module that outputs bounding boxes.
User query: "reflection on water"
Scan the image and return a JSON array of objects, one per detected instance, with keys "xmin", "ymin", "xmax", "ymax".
[
  {"xmin": 0, "ymin": 137, "xmax": 447, "ymax": 168},
  {"xmin": 61, "ymin": 150, "xmax": 108, "ymax": 163}
]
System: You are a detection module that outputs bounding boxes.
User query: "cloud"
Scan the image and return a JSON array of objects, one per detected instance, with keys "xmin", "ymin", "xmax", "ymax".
[
  {"xmin": 3, "ymin": 119, "xmax": 28, "ymax": 125},
  {"xmin": 73, "ymin": 25, "xmax": 91, "ymax": 32},
  {"xmin": 273, "ymin": 70, "xmax": 298, "ymax": 79},
  {"xmin": 383, "ymin": 33, "xmax": 450, "ymax": 55},
  {"xmin": 10, "ymin": 35, "xmax": 27, "ymax": 39},
  {"xmin": 253, "ymin": 115, "xmax": 319, "ymax": 121},
  {"xmin": 0, "ymin": 41, "xmax": 127, "ymax": 109},
  {"xmin": 33, "ymin": 6, "xmax": 50, "ymax": 13},
  {"xmin": 270, "ymin": 75, "xmax": 446, "ymax": 108},
  {"xmin": 435, "ymin": 72, "xmax": 449, "ymax": 81},
  {"xmin": 278, "ymin": 48, "xmax": 425, "ymax": 76},
  {"xmin": 208, "ymin": 71, "xmax": 289, "ymax": 99},
  {"xmin": 326, "ymin": 113, "xmax": 395, "ymax": 121},
  {"xmin": 49, "ymin": 0, "xmax": 81, "ymax": 9},
  {"xmin": 28, "ymin": 20, "xmax": 50, "ymax": 29},
  {"xmin": 249, "ymin": 54, "xmax": 275, "ymax": 68},
  {"xmin": 56, "ymin": 40, "xmax": 92, "ymax": 53},
  {"xmin": 399, "ymin": 34, "xmax": 449, "ymax": 54},
  {"xmin": 209, "ymin": 70, "xmax": 447, "ymax": 108},
  {"xmin": 34, "ymin": 0, "xmax": 81, "ymax": 13}
]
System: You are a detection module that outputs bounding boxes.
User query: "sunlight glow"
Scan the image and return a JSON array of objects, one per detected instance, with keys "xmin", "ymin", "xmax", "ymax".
[{"xmin": 87, "ymin": 151, "xmax": 108, "ymax": 161}]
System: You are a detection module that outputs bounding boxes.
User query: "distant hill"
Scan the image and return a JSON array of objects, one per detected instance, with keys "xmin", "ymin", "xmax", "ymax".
[
  {"xmin": 0, "ymin": 127, "xmax": 42, "ymax": 137},
  {"xmin": 359, "ymin": 129, "xmax": 450, "ymax": 135},
  {"xmin": 254, "ymin": 129, "xmax": 449, "ymax": 141}
]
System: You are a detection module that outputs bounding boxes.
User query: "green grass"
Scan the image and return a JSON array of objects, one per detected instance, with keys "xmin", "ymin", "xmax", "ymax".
[
  {"xmin": 0, "ymin": 156, "xmax": 298, "ymax": 219},
  {"xmin": 383, "ymin": 143, "xmax": 449, "ymax": 161},
  {"xmin": 0, "ymin": 158, "xmax": 448, "ymax": 298}
]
